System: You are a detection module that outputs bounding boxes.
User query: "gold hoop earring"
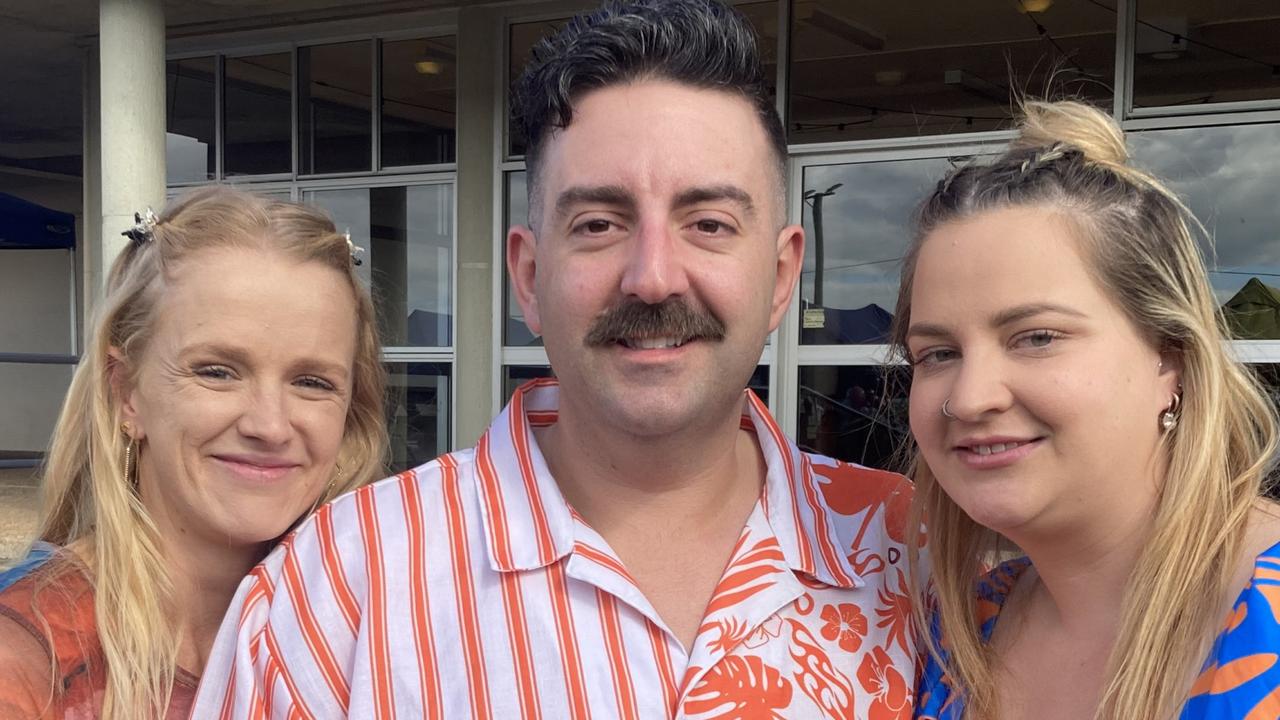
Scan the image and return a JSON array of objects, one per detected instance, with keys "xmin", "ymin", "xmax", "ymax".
[{"xmin": 307, "ymin": 465, "xmax": 341, "ymax": 516}]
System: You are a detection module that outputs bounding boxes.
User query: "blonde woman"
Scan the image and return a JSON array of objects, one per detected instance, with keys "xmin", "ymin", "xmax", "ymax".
[
  {"xmin": 0, "ymin": 187, "xmax": 387, "ymax": 718},
  {"xmin": 898, "ymin": 101, "xmax": 1280, "ymax": 719}
]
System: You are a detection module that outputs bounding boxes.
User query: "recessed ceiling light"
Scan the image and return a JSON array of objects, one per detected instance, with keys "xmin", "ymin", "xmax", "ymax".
[
  {"xmin": 1018, "ymin": 0, "xmax": 1053, "ymax": 12},
  {"xmin": 415, "ymin": 60, "xmax": 442, "ymax": 75},
  {"xmin": 875, "ymin": 70, "xmax": 905, "ymax": 86}
]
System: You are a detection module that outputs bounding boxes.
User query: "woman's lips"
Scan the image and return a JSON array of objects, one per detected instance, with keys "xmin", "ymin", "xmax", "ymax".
[
  {"xmin": 212, "ymin": 456, "xmax": 300, "ymax": 482},
  {"xmin": 952, "ymin": 437, "xmax": 1045, "ymax": 469}
]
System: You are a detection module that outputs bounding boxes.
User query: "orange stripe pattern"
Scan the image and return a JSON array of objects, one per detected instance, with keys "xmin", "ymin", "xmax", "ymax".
[{"xmin": 193, "ymin": 380, "xmax": 918, "ymax": 718}]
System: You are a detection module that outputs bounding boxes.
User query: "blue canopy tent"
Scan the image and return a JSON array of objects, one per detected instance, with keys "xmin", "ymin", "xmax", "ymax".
[{"xmin": 0, "ymin": 193, "xmax": 75, "ymax": 250}]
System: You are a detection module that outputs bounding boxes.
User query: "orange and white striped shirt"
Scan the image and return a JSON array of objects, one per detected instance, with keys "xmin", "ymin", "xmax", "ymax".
[{"xmin": 194, "ymin": 379, "xmax": 917, "ymax": 719}]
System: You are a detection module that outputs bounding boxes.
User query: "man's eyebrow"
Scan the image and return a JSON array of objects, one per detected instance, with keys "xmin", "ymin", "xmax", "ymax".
[
  {"xmin": 553, "ymin": 184, "xmax": 635, "ymax": 219},
  {"xmin": 673, "ymin": 184, "xmax": 756, "ymax": 216},
  {"xmin": 992, "ymin": 302, "xmax": 1087, "ymax": 327}
]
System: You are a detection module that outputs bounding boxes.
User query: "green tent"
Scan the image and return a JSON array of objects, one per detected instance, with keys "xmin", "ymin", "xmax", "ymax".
[{"xmin": 1223, "ymin": 277, "xmax": 1280, "ymax": 340}]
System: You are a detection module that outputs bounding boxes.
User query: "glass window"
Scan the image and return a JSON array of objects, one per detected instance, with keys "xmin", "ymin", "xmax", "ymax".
[
  {"xmin": 1133, "ymin": 1, "xmax": 1280, "ymax": 109},
  {"xmin": 166, "ymin": 57, "xmax": 216, "ymax": 183},
  {"xmin": 800, "ymin": 156, "xmax": 954, "ymax": 344},
  {"xmin": 306, "ymin": 184, "xmax": 454, "ymax": 347},
  {"xmin": 504, "ymin": 364, "xmax": 555, "ymax": 401},
  {"xmin": 224, "ymin": 52, "xmax": 292, "ymax": 176},
  {"xmin": 503, "ymin": 170, "xmax": 541, "ymax": 347},
  {"xmin": 507, "ymin": 17, "xmax": 570, "ymax": 158},
  {"xmin": 382, "ymin": 36, "xmax": 457, "ymax": 167},
  {"xmin": 739, "ymin": 1, "xmax": 780, "ymax": 83},
  {"xmin": 797, "ymin": 365, "xmax": 909, "ymax": 471},
  {"xmin": 1130, "ymin": 123, "xmax": 1280, "ymax": 339},
  {"xmin": 747, "ymin": 364, "xmax": 770, "ymax": 405},
  {"xmin": 298, "ymin": 41, "xmax": 372, "ymax": 175},
  {"xmin": 243, "ymin": 190, "xmax": 292, "ymax": 201},
  {"xmin": 386, "ymin": 362, "xmax": 451, "ymax": 469},
  {"xmin": 788, "ymin": 0, "xmax": 1115, "ymax": 143}
]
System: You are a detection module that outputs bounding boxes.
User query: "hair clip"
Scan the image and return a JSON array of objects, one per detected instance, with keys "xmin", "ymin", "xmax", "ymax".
[
  {"xmin": 344, "ymin": 230, "xmax": 365, "ymax": 267},
  {"xmin": 122, "ymin": 208, "xmax": 158, "ymax": 244}
]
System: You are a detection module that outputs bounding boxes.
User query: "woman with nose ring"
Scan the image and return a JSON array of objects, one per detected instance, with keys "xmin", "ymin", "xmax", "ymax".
[
  {"xmin": 0, "ymin": 187, "xmax": 387, "ymax": 718},
  {"xmin": 898, "ymin": 100, "xmax": 1280, "ymax": 719}
]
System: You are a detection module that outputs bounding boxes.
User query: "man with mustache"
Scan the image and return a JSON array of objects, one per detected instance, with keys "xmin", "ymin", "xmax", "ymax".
[{"xmin": 194, "ymin": 1, "xmax": 917, "ymax": 717}]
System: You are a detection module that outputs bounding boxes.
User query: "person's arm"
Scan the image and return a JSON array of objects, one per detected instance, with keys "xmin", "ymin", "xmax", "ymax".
[{"xmin": 0, "ymin": 612, "xmax": 57, "ymax": 719}]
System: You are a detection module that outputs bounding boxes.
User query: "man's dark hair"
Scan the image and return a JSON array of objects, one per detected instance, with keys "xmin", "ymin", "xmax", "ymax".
[{"xmin": 511, "ymin": 0, "xmax": 787, "ymax": 228}]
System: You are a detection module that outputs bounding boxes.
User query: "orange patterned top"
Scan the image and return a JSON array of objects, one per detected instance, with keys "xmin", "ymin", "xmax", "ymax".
[{"xmin": 0, "ymin": 547, "xmax": 197, "ymax": 719}]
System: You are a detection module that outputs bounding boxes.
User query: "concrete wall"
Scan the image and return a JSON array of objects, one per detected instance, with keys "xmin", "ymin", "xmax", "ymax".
[
  {"xmin": 0, "ymin": 467, "xmax": 39, "ymax": 567},
  {"xmin": 0, "ymin": 173, "xmax": 81, "ymax": 454}
]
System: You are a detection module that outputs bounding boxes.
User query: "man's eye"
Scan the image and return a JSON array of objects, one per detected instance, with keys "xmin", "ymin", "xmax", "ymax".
[
  {"xmin": 695, "ymin": 219, "xmax": 728, "ymax": 234},
  {"xmin": 581, "ymin": 219, "xmax": 612, "ymax": 233}
]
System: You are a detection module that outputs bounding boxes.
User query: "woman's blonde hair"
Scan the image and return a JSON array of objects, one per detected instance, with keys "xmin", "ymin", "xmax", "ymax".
[
  {"xmin": 35, "ymin": 185, "xmax": 388, "ymax": 718},
  {"xmin": 893, "ymin": 100, "xmax": 1279, "ymax": 719}
]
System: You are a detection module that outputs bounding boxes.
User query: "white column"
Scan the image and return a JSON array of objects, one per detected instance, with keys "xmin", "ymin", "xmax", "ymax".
[
  {"xmin": 97, "ymin": 0, "xmax": 165, "ymax": 291},
  {"xmin": 82, "ymin": 45, "xmax": 102, "ymax": 321},
  {"xmin": 452, "ymin": 5, "xmax": 499, "ymax": 448}
]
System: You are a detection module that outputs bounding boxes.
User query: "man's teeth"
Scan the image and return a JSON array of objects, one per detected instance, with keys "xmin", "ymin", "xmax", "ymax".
[
  {"xmin": 973, "ymin": 441, "xmax": 1022, "ymax": 455},
  {"xmin": 626, "ymin": 337, "xmax": 685, "ymax": 349}
]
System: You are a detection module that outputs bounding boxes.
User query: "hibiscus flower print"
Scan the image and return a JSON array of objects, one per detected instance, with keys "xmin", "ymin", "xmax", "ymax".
[
  {"xmin": 857, "ymin": 646, "xmax": 910, "ymax": 720},
  {"xmin": 876, "ymin": 568, "xmax": 913, "ymax": 656},
  {"xmin": 819, "ymin": 602, "xmax": 868, "ymax": 653}
]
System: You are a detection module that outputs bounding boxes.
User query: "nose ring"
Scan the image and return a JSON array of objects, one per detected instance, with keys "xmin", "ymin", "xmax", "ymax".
[{"xmin": 941, "ymin": 399, "xmax": 956, "ymax": 419}]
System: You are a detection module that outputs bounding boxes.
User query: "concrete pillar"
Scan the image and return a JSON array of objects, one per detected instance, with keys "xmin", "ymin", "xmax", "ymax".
[
  {"xmin": 81, "ymin": 45, "xmax": 101, "ymax": 322},
  {"xmin": 451, "ymin": 5, "xmax": 499, "ymax": 448},
  {"xmin": 97, "ymin": 0, "xmax": 166, "ymax": 292}
]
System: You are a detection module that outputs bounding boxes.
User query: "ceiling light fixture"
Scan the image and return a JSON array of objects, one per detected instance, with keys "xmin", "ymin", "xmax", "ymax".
[{"xmin": 1018, "ymin": 0, "xmax": 1053, "ymax": 13}]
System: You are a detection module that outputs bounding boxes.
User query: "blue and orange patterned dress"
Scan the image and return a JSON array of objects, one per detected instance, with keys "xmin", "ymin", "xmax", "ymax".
[{"xmin": 916, "ymin": 540, "xmax": 1280, "ymax": 719}]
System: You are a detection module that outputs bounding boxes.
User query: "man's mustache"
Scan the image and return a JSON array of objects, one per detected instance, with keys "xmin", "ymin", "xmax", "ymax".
[{"xmin": 584, "ymin": 298, "xmax": 727, "ymax": 347}]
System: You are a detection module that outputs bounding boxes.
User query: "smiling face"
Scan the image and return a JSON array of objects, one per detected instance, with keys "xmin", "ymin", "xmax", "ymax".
[
  {"xmin": 119, "ymin": 246, "xmax": 358, "ymax": 552},
  {"xmin": 508, "ymin": 79, "xmax": 803, "ymax": 438},
  {"xmin": 905, "ymin": 206, "xmax": 1180, "ymax": 539}
]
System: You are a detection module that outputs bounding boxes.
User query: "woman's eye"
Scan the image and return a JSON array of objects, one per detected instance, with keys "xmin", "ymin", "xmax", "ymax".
[
  {"xmin": 912, "ymin": 348, "xmax": 958, "ymax": 367},
  {"xmin": 1015, "ymin": 330, "xmax": 1061, "ymax": 349},
  {"xmin": 195, "ymin": 365, "xmax": 234, "ymax": 380},
  {"xmin": 297, "ymin": 376, "xmax": 337, "ymax": 392}
]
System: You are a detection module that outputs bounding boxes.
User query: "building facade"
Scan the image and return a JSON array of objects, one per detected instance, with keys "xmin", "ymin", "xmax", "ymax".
[{"xmin": 3, "ymin": 0, "xmax": 1279, "ymax": 482}]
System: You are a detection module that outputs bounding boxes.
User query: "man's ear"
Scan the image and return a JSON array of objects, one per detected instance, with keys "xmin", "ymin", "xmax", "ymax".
[
  {"xmin": 107, "ymin": 347, "xmax": 145, "ymax": 440},
  {"xmin": 767, "ymin": 224, "xmax": 805, "ymax": 333},
  {"xmin": 507, "ymin": 225, "xmax": 542, "ymax": 336}
]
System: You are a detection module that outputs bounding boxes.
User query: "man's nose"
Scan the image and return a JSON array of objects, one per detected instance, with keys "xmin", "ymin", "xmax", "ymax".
[{"xmin": 618, "ymin": 219, "xmax": 690, "ymax": 304}]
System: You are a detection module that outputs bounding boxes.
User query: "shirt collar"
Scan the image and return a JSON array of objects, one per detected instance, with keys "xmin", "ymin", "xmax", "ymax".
[{"xmin": 473, "ymin": 379, "xmax": 864, "ymax": 588}]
